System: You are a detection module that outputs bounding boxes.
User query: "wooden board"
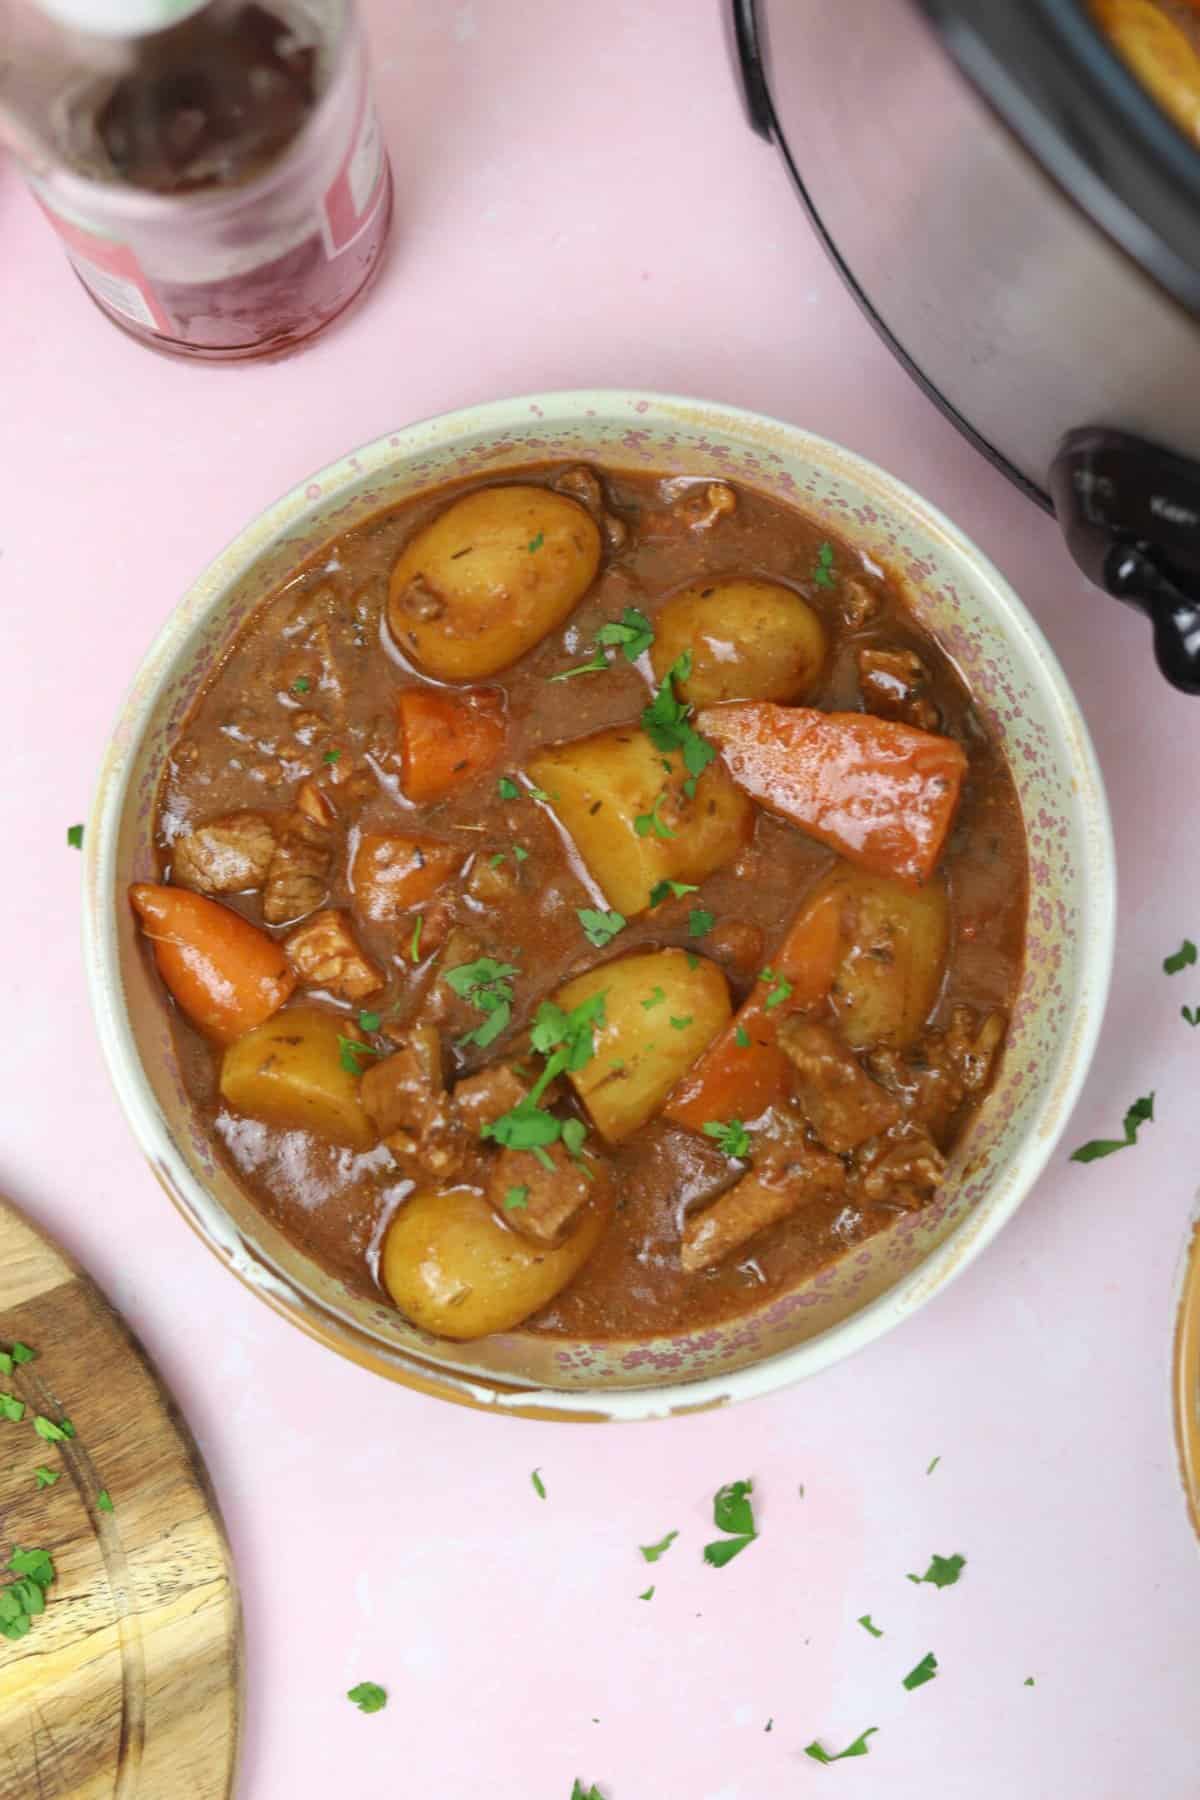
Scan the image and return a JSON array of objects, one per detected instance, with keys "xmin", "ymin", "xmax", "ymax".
[{"xmin": 0, "ymin": 1196, "xmax": 241, "ymax": 1799}]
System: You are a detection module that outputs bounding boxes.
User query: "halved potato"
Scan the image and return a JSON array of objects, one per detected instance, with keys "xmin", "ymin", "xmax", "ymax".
[
  {"xmin": 219, "ymin": 1005, "xmax": 377, "ymax": 1149},
  {"xmin": 650, "ymin": 578, "xmax": 826, "ymax": 706},
  {"xmin": 387, "ymin": 485, "xmax": 602, "ymax": 681},
  {"xmin": 822, "ymin": 865, "xmax": 949, "ymax": 1050},
  {"xmin": 527, "ymin": 726, "xmax": 753, "ymax": 917},
  {"xmin": 381, "ymin": 1186, "xmax": 610, "ymax": 1340},
  {"xmin": 555, "ymin": 947, "xmax": 732, "ymax": 1142}
]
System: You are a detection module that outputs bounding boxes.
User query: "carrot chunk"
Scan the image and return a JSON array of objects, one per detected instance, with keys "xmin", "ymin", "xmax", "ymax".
[
  {"xmin": 129, "ymin": 883, "xmax": 295, "ymax": 1044},
  {"xmin": 665, "ymin": 879, "xmax": 841, "ymax": 1133},
  {"xmin": 396, "ymin": 687, "xmax": 506, "ymax": 804},
  {"xmin": 695, "ymin": 703, "xmax": 966, "ymax": 886}
]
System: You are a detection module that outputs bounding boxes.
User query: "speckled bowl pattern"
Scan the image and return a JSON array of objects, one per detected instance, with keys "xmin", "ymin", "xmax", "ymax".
[{"xmin": 83, "ymin": 392, "xmax": 1114, "ymax": 1421}]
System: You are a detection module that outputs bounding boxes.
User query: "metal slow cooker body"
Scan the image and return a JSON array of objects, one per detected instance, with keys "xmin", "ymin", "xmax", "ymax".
[{"xmin": 741, "ymin": 0, "xmax": 1200, "ymax": 505}]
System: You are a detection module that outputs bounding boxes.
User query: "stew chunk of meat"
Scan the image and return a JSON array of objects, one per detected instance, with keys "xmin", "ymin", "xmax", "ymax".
[
  {"xmin": 360, "ymin": 1024, "xmax": 474, "ymax": 1181},
  {"xmin": 857, "ymin": 646, "xmax": 940, "ymax": 733},
  {"xmin": 284, "ymin": 909, "xmax": 383, "ymax": 1001},
  {"xmin": 486, "ymin": 1142, "xmax": 604, "ymax": 1246},
  {"xmin": 172, "ymin": 811, "xmax": 277, "ymax": 895},
  {"xmin": 681, "ymin": 1142, "xmax": 845, "ymax": 1272},
  {"xmin": 263, "ymin": 806, "xmax": 333, "ymax": 925},
  {"xmin": 779, "ymin": 1017, "xmax": 901, "ymax": 1153}
]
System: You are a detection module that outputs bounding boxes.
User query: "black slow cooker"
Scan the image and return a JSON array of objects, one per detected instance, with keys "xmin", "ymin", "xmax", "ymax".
[{"xmin": 730, "ymin": 0, "xmax": 1200, "ymax": 691}]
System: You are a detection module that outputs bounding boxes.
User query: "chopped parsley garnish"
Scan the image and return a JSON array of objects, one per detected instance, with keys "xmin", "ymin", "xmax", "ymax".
[
  {"xmin": 669, "ymin": 1015, "xmax": 693, "ymax": 1031},
  {"xmin": 338, "ymin": 1035, "xmax": 379, "ymax": 1075},
  {"xmin": 578, "ymin": 907, "xmax": 626, "ymax": 948},
  {"xmin": 0, "ymin": 1546, "xmax": 56, "ymax": 1641},
  {"xmin": 34, "ymin": 1467, "xmax": 59, "ymax": 1490},
  {"xmin": 483, "ymin": 995, "xmax": 604, "ymax": 1155},
  {"xmin": 1069, "ymin": 1093, "xmax": 1154, "ymax": 1163},
  {"xmin": 513, "ymin": 844, "xmax": 529, "ymax": 862},
  {"xmin": 570, "ymin": 1783, "xmax": 606, "ymax": 1800},
  {"xmin": 66, "ymin": 823, "xmax": 84, "ymax": 849},
  {"xmin": 33, "ymin": 1416, "xmax": 74, "ymax": 1443},
  {"xmin": 639, "ymin": 1529, "xmax": 678, "ymax": 1563},
  {"xmin": 902, "ymin": 1652, "xmax": 938, "ymax": 1691},
  {"xmin": 410, "ymin": 914, "xmax": 424, "ymax": 963},
  {"xmin": 505, "ymin": 1185, "xmax": 530, "ymax": 1211},
  {"xmin": 1024, "ymin": 1677, "xmax": 1036, "ymax": 1687},
  {"xmin": 527, "ymin": 784, "xmax": 552, "ymax": 803},
  {"xmin": 688, "ymin": 909, "xmax": 714, "ymax": 939},
  {"xmin": 858, "ymin": 1615, "xmax": 883, "ymax": 1637},
  {"xmin": 1183, "ymin": 1006, "xmax": 1200, "ymax": 1027},
  {"xmin": 703, "ymin": 1118, "xmax": 751, "ymax": 1159},
  {"xmin": 703, "ymin": 1477, "xmax": 757, "ymax": 1567},
  {"xmin": 531, "ymin": 1468, "xmax": 547, "ymax": 1499},
  {"xmin": 907, "ymin": 1552, "xmax": 966, "ymax": 1588},
  {"xmin": 358, "ymin": 1009, "xmax": 382, "ymax": 1033},
  {"xmin": 0, "ymin": 1394, "xmax": 25, "ymax": 1423},
  {"xmin": 527, "ymin": 531, "xmax": 545, "ymax": 553},
  {"xmin": 804, "ymin": 1728, "xmax": 877, "ymax": 1765},
  {"xmin": 292, "ymin": 675, "xmax": 311, "ymax": 694},
  {"xmin": 444, "ymin": 957, "xmax": 519, "ymax": 1050},
  {"xmin": 641, "ymin": 653, "xmax": 715, "ymax": 782},
  {"xmin": 597, "ymin": 606, "xmax": 655, "ymax": 661},
  {"xmin": 649, "ymin": 879, "xmax": 698, "ymax": 907},
  {"xmin": 813, "ymin": 541, "xmax": 836, "ymax": 588},
  {"xmin": 1165, "ymin": 939, "xmax": 1197, "ymax": 974},
  {"xmin": 346, "ymin": 1682, "xmax": 388, "ymax": 1714},
  {"xmin": 322, "ymin": 748, "xmax": 341, "ymax": 765},
  {"xmin": 634, "ymin": 790, "xmax": 675, "ymax": 839},
  {"xmin": 638, "ymin": 1586, "xmax": 655, "ymax": 1601},
  {"xmin": 760, "ymin": 966, "xmax": 793, "ymax": 1009},
  {"xmin": 489, "ymin": 851, "xmax": 506, "ymax": 868},
  {"xmin": 641, "ymin": 986, "xmax": 666, "ymax": 1011},
  {"xmin": 685, "ymin": 951, "xmax": 699, "ymax": 970},
  {"xmin": 549, "ymin": 650, "xmax": 608, "ymax": 683},
  {"xmin": 926, "ymin": 1455, "xmax": 940, "ymax": 1475},
  {"xmin": 97, "ymin": 1490, "xmax": 114, "ymax": 1514},
  {"xmin": 11, "ymin": 1344, "xmax": 35, "ymax": 1365},
  {"xmin": 735, "ymin": 1025, "xmax": 751, "ymax": 1048},
  {"xmin": 498, "ymin": 776, "xmax": 520, "ymax": 800}
]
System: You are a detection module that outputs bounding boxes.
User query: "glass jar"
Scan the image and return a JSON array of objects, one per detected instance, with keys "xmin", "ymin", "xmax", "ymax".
[{"xmin": 0, "ymin": 0, "xmax": 393, "ymax": 360}]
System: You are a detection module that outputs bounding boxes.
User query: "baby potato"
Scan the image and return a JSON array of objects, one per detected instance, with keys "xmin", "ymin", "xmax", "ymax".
[
  {"xmin": 821, "ymin": 866, "xmax": 949, "ymax": 1050},
  {"xmin": 527, "ymin": 726, "xmax": 753, "ymax": 917},
  {"xmin": 650, "ymin": 579, "xmax": 826, "ymax": 706},
  {"xmin": 219, "ymin": 1005, "xmax": 377, "ymax": 1150},
  {"xmin": 381, "ymin": 1186, "xmax": 610, "ymax": 1340},
  {"xmin": 555, "ymin": 948, "xmax": 732, "ymax": 1143},
  {"xmin": 387, "ymin": 485, "xmax": 602, "ymax": 681}
]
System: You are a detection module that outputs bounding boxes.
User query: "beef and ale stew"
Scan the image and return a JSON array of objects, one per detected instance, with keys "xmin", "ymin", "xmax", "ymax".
[{"xmin": 131, "ymin": 463, "xmax": 1027, "ymax": 1342}]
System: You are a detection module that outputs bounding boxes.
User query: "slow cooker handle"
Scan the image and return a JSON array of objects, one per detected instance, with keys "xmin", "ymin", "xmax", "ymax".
[{"xmin": 1049, "ymin": 427, "xmax": 1200, "ymax": 695}]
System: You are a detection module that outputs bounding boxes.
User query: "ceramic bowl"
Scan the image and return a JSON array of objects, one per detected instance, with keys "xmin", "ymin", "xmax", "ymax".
[{"xmin": 83, "ymin": 391, "xmax": 1114, "ymax": 1421}]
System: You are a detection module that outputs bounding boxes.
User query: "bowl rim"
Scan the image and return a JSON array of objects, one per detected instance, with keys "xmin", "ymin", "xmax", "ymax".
[{"xmin": 82, "ymin": 387, "xmax": 1116, "ymax": 1422}]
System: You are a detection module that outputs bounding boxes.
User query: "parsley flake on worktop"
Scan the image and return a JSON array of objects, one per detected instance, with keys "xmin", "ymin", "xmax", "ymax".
[
  {"xmin": 639, "ymin": 1529, "xmax": 678, "ymax": 1564},
  {"xmin": 570, "ymin": 1782, "xmax": 607, "ymax": 1800},
  {"xmin": 907, "ymin": 1552, "xmax": 965, "ymax": 1589},
  {"xmin": 638, "ymin": 1586, "xmax": 655, "ymax": 1601},
  {"xmin": 857, "ymin": 1614, "xmax": 884, "ymax": 1638},
  {"xmin": 66, "ymin": 823, "xmax": 84, "ymax": 849},
  {"xmin": 32, "ymin": 1415, "xmax": 75, "ymax": 1444},
  {"xmin": 804, "ymin": 1727, "xmax": 877, "ymax": 1764},
  {"xmin": 0, "ymin": 1394, "xmax": 26, "ymax": 1423},
  {"xmin": 346, "ymin": 1681, "xmax": 387, "ymax": 1714},
  {"xmin": 531, "ymin": 1468, "xmax": 547, "ymax": 1500},
  {"xmin": 0, "ymin": 1546, "xmax": 56, "ymax": 1642},
  {"xmin": 1069, "ymin": 1094, "xmax": 1154, "ymax": 1163},
  {"xmin": 34, "ymin": 1467, "xmax": 58, "ymax": 1490},
  {"xmin": 902, "ymin": 1651, "xmax": 938, "ymax": 1691},
  {"xmin": 704, "ymin": 1478, "xmax": 757, "ymax": 1568},
  {"xmin": 1165, "ymin": 939, "xmax": 1197, "ymax": 974}
]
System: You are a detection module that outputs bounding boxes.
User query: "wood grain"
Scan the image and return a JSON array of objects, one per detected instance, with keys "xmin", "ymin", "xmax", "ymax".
[{"xmin": 0, "ymin": 1197, "xmax": 241, "ymax": 1800}]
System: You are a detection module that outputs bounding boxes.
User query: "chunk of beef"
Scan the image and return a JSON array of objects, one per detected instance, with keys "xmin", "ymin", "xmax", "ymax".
[
  {"xmin": 841, "ymin": 579, "xmax": 881, "ymax": 630},
  {"xmin": 262, "ymin": 807, "xmax": 333, "ymax": 925},
  {"xmin": 868, "ymin": 1006, "xmax": 1006, "ymax": 1145},
  {"xmin": 172, "ymin": 811, "xmax": 277, "ymax": 894},
  {"xmin": 851, "ymin": 1126, "xmax": 945, "ymax": 1209},
  {"xmin": 452, "ymin": 1062, "xmax": 532, "ymax": 1133},
  {"xmin": 284, "ymin": 909, "xmax": 383, "ymax": 1001},
  {"xmin": 705, "ymin": 917, "xmax": 765, "ymax": 983},
  {"xmin": 295, "ymin": 778, "xmax": 336, "ymax": 828},
  {"xmin": 465, "ymin": 852, "xmax": 521, "ymax": 907},
  {"xmin": 360, "ymin": 1024, "xmax": 474, "ymax": 1181},
  {"xmin": 857, "ymin": 645, "xmax": 941, "ymax": 732},
  {"xmin": 553, "ymin": 465, "xmax": 604, "ymax": 511},
  {"xmin": 681, "ymin": 1143, "xmax": 845, "ymax": 1271},
  {"xmin": 486, "ymin": 1142, "xmax": 605, "ymax": 1246},
  {"xmin": 778, "ymin": 1017, "xmax": 902, "ymax": 1153}
]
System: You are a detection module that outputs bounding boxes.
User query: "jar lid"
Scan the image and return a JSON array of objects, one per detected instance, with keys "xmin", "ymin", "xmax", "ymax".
[{"xmin": 35, "ymin": 0, "xmax": 208, "ymax": 34}]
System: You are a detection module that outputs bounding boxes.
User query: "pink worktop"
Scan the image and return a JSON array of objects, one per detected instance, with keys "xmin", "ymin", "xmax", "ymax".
[{"xmin": 3, "ymin": 3, "xmax": 1199, "ymax": 1794}]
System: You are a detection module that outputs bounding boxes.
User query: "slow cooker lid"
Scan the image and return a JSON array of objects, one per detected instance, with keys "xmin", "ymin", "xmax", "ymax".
[{"xmin": 922, "ymin": 0, "xmax": 1200, "ymax": 318}]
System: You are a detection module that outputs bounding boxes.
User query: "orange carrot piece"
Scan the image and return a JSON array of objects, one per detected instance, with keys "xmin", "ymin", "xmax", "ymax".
[
  {"xmin": 665, "ymin": 879, "xmax": 841, "ymax": 1133},
  {"xmin": 695, "ymin": 703, "xmax": 967, "ymax": 886},
  {"xmin": 129, "ymin": 883, "xmax": 296, "ymax": 1045},
  {"xmin": 349, "ymin": 832, "xmax": 465, "ymax": 921},
  {"xmin": 396, "ymin": 687, "xmax": 506, "ymax": 804}
]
